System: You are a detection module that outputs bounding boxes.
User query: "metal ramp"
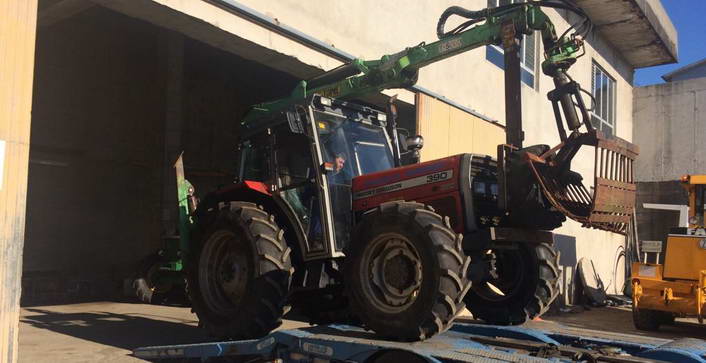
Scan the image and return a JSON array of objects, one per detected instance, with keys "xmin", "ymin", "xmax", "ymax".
[{"xmin": 133, "ymin": 321, "xmax": 706, "ymax": 362}]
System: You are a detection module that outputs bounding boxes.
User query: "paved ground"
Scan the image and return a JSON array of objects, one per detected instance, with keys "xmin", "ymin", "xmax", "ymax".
[
  {"xmin": 18, "ymin": 301, "xmax": 706, "ymax": 362},
  {"xmin": 19, "ymin": 301, "xmax": 307, "ymax": 363}
]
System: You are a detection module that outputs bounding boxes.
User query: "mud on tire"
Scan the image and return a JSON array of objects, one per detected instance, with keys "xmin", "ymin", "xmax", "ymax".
[
  {"xmin": 345, "ymin": 201, "xmax": 472, "ymax": 341},
  {"xmin": 187, "ymin": 201, "xmax": 292, "ymax": 340},
  {"xmin": 464, "ymin": 242, "xmax": 560, "ymax": 325}
]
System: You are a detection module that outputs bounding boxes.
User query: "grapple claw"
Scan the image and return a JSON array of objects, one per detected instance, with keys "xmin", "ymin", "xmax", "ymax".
[{"xmin": 527, "ymin": 130, "xmax": 638, "ymax": 235}]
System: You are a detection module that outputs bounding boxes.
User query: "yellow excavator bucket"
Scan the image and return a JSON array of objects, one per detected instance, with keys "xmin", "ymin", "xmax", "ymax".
[{"xmin": 527, "ymin": 130, "xmax": 639, "ymax": 235}]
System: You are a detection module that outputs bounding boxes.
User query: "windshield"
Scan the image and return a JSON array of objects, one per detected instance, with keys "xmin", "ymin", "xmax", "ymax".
[{"xmin": 314, "ymin": 110, "xmax": 394, "ymax": 182}]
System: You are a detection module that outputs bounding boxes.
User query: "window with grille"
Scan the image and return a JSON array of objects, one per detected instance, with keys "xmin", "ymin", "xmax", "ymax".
[
  {"xmin": 590, "ymin": 62, "xmax": 616, "ymax": 137},
  {"xmin": 485, "ymin": 0, "xmax": 536, "ymax": 88}
]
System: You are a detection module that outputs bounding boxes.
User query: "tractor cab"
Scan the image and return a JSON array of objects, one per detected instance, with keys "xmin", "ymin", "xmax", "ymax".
[{"xmin": 236, "ymin": 95, "xmax": 421, "ymax": 260}]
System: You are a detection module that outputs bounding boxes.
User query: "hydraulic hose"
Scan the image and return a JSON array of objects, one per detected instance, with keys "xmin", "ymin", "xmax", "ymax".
[{"xmin": 436, "ymin": 6, "xmax": 487, "ymax": 39}]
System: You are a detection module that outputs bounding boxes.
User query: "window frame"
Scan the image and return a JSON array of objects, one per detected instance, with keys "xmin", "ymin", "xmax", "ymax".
[
  {"xmin": 590, "ymin": 61, "xmax": 617, "ymax": 137},
  {"xmin": 485, "ymin": 0, "xmax": 537, "ymax": 89}
]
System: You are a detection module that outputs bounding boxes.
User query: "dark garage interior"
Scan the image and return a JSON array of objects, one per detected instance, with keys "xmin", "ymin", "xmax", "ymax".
[
  {"xmin": 22, "ymin": 5, "xmax": 301, "ymax": 305},
  {"xmin": 21, "ymin": 3, "xmax": 415, "ymax": 306}
]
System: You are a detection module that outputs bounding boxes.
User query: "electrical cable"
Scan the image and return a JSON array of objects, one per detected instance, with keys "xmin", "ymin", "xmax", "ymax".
[
  {"xmin": 604, "ymin": 245, "xmax": 625, "ymax": 294},
  {"xmin": 436, "ymin": 0, "xmax": 592, "ymax": 41}
]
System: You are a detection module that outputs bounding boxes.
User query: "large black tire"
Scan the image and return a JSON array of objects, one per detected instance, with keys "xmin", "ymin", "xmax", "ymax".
[
  {"xmin": 464, "ymin": 242, "xmax": 560, "ymax": 325},
  {"xmin": 345, "ymin": 201, "xmax": 472, "ymax": 341},
  {"xmin": 633, "ymin": 307, "xmax": 669, "ymax": 331},
  {"xmin": 187, "ymin": 201, "xmax": 292, "ymax": 340}
]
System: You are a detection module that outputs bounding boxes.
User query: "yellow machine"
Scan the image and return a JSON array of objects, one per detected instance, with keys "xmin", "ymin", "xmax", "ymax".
[{"xmin": 632, "ymin": 174, "xmax": 706, "ymax": 330}]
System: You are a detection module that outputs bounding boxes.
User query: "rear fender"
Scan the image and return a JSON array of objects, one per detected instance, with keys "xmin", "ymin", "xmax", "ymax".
[{"xmin": 193, "ymin": 181, "xmax": 307, "ymax": 265}]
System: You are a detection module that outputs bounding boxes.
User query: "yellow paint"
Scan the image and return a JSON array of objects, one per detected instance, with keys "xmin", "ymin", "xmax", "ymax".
[
  {"xmin": 689, "ymin": 175, "xmax": 706, "ymax": 185},
  {"xmin": 632, "ymin": 262, "xmax": 706, "ymax": 319},
  {"xmin": 0, "ymin": 1, "xmax": 38, "ymax": 362},
  {"xmin": 416, "ymin": 93, "xmax": 504, "ymax": 162},
  {"xmin": 633, "ymin": 176, "xmax": 706, "ymax": 321},
  {"xmin": 663, "ymin": 235, "xmax": 706, "ymax": 280}
]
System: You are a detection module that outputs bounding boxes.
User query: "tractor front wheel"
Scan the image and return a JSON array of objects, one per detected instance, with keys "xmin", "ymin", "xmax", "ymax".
[
  {"xmin": 345, "ymin": 201, "xmax": 471, "ymax": 341},
  {"xmin": 187, "ymin": 201, "xmax": 292, "ymax": 340},
  {"xmin": 464, "ymin": 242, "xmax": 560, "ymax": 325}
]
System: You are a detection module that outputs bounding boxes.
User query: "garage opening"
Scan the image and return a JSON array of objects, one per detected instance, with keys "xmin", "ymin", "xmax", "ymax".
[
  {"xmin": 22, "ymin": 5, "xmax": 303, "ymax": 306},
  {"xmin": 22, "ymin": 2, "xmax": 416, "ymax": 307}
]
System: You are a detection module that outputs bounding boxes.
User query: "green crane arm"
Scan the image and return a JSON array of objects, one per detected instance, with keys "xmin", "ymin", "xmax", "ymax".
[{"xmin": 242, "ymin": 3, "xmax": 584, "ymax": 127}]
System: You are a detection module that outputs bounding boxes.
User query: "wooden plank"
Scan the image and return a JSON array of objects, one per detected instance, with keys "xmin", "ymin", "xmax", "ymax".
[
  {"xmin": 416, "ymin": 93, "xmax": 504, "ymax": 161},
  {"xmin": 0, "ymin": 1, "xmax": 38, "ymax": 362}
]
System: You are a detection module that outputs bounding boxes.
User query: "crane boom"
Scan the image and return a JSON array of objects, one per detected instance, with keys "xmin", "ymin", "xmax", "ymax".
[{"xmin": 242, "ymin": 3, "xmax": 583, "ymax": 130}]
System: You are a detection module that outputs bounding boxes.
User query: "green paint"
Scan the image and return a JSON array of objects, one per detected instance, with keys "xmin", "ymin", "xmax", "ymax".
[{"xmin": 241, "ymin": 4, "xmax": 583, "ymax": 129}]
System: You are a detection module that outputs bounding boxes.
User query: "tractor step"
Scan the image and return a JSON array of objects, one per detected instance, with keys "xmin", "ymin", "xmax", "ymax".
[{"xmin": 133, "ymin": 321, "xmax": 706, "ymax": 362}]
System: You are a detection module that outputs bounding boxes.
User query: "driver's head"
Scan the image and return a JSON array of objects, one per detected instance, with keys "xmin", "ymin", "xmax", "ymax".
[{"xmin": 334, "ymin": 153, "xmax": 346, "ymax": 172}]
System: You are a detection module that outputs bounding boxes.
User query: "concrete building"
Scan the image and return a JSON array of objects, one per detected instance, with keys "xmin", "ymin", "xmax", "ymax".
[
  {"xmin": 662, "ymin": 58, "xmax": 706, "ymax": 82},
  {"xmin": 1, "ymin": 0, "xmax": 677, "ymax": 361},
  {"xmin": 634, "ymin": 59, "xmax": 706, "ymax": 250}
]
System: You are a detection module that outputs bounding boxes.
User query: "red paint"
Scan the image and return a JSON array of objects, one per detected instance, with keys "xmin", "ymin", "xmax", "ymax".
[
  {"xmin": 215, "ymin": 180, "xmax": 271, "ymax": 196},
  {"xmin": 352, "ymin": 155, "xmax": 465, "ymax": 232},
  {"xmin": 416, "ymin": 190, "xmax": 465, "ymax": 233}
]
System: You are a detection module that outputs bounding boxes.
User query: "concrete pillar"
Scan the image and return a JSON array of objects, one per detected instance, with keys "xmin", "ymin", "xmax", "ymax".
[
  {"xmin": 0, "ymin": 1, "xmax": 38, "ymax": 362},
  {"xmin": 160, "ymin": 30, "xmax": 184, "ymax": 236}
]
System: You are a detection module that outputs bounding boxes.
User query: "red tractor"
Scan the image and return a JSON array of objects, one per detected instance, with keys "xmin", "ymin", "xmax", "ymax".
[{"xmin": 180, "ymin": 2, "xmax": 638, "ymax": 341}]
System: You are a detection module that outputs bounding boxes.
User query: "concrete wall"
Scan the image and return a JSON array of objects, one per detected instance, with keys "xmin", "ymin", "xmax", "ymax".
[
  {"xmin": 0, "ymin": 1, "xmax": 38, "ymax": 361},
  {"xmin": 634, "ymin": 77, "xmax": 706, "ymax": 182},
  {"xmin": 633, "ymin": 77, "xmax": 706, "ymax": 253},
  {"xmin": 234, "ymin": 0, "xmax": 635, "ymax": 301},
  {"xmin": 23, "ymin": 6, "xmax": 299, "ymax": 304},
  {"xmin": 635, "ymin": 180, "xmax": 685, "ymax": 255}
]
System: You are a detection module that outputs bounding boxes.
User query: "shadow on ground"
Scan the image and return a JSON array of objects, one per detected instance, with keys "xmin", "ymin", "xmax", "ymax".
[
  {"xmin": 21, "ymin": 307, "xmax": 206, "ymax": 350},
  {"xmin": 543, "ymin": 306, "xmax": 706, "ymax": 340}
]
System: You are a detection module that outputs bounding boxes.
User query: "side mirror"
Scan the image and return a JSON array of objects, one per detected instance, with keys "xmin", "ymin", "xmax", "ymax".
[
  {"xmin": 405, "ymin": 135, "xmax": 424, "ymax": 151},
  {"xmin": 396, "ymin": 129, "xmax": 410, "ymax": 151}
]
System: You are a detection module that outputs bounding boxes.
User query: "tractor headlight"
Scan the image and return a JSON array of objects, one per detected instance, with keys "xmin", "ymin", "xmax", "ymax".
[{"xmin": 319, "ymin": 96, "xmax": 332, "ymax": 106}]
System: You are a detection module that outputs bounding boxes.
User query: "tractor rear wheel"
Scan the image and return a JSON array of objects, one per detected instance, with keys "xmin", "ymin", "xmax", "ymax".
[
  {"xmin": 464, "ymin": 242, "xmax": 560, "ymax": 325},
  {"xmin": 345, "ymin": 201, "xmax": 471, "ymax": 341},
  {"xmin": 187, "ymin": 201, "xmax": 292, "ymax": 340}
]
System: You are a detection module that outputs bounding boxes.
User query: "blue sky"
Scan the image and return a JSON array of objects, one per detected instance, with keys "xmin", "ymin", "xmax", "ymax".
[{"xmin": 634, "ymin": 0, "xmax": 706, "ymax": 86}]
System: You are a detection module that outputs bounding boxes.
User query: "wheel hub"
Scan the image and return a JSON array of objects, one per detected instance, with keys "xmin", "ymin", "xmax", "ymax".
[
  {"xmin": 199, "ymin": 231, "xmax": 250, "ymax": 316},
  {"xmin": 472, "ymin": 248, "xmax": 524, "ymax": 302},
  {"xmin": 367, "ymin": 237, "xmax": 422, "ymax": 310}
]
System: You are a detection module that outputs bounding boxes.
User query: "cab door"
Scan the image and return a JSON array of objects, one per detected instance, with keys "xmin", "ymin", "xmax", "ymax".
[{"xmin": 303, "ymin": 105, "xmax": 350, "ymax": 259}]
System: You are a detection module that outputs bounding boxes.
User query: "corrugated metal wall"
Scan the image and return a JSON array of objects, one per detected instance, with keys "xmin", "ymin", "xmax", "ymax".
[
  {"xmin": 416, "ymin": 93, "xmax": 504, "ymax": 161},
  {"xmin": 0, "ymin": 0, "xmax": 38, "ymax": 362}
]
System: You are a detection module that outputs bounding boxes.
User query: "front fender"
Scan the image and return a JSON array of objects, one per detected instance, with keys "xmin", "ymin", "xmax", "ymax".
[{"xmin": 192, "ymin": 181, "xmax": 307, "ymax": 266}]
